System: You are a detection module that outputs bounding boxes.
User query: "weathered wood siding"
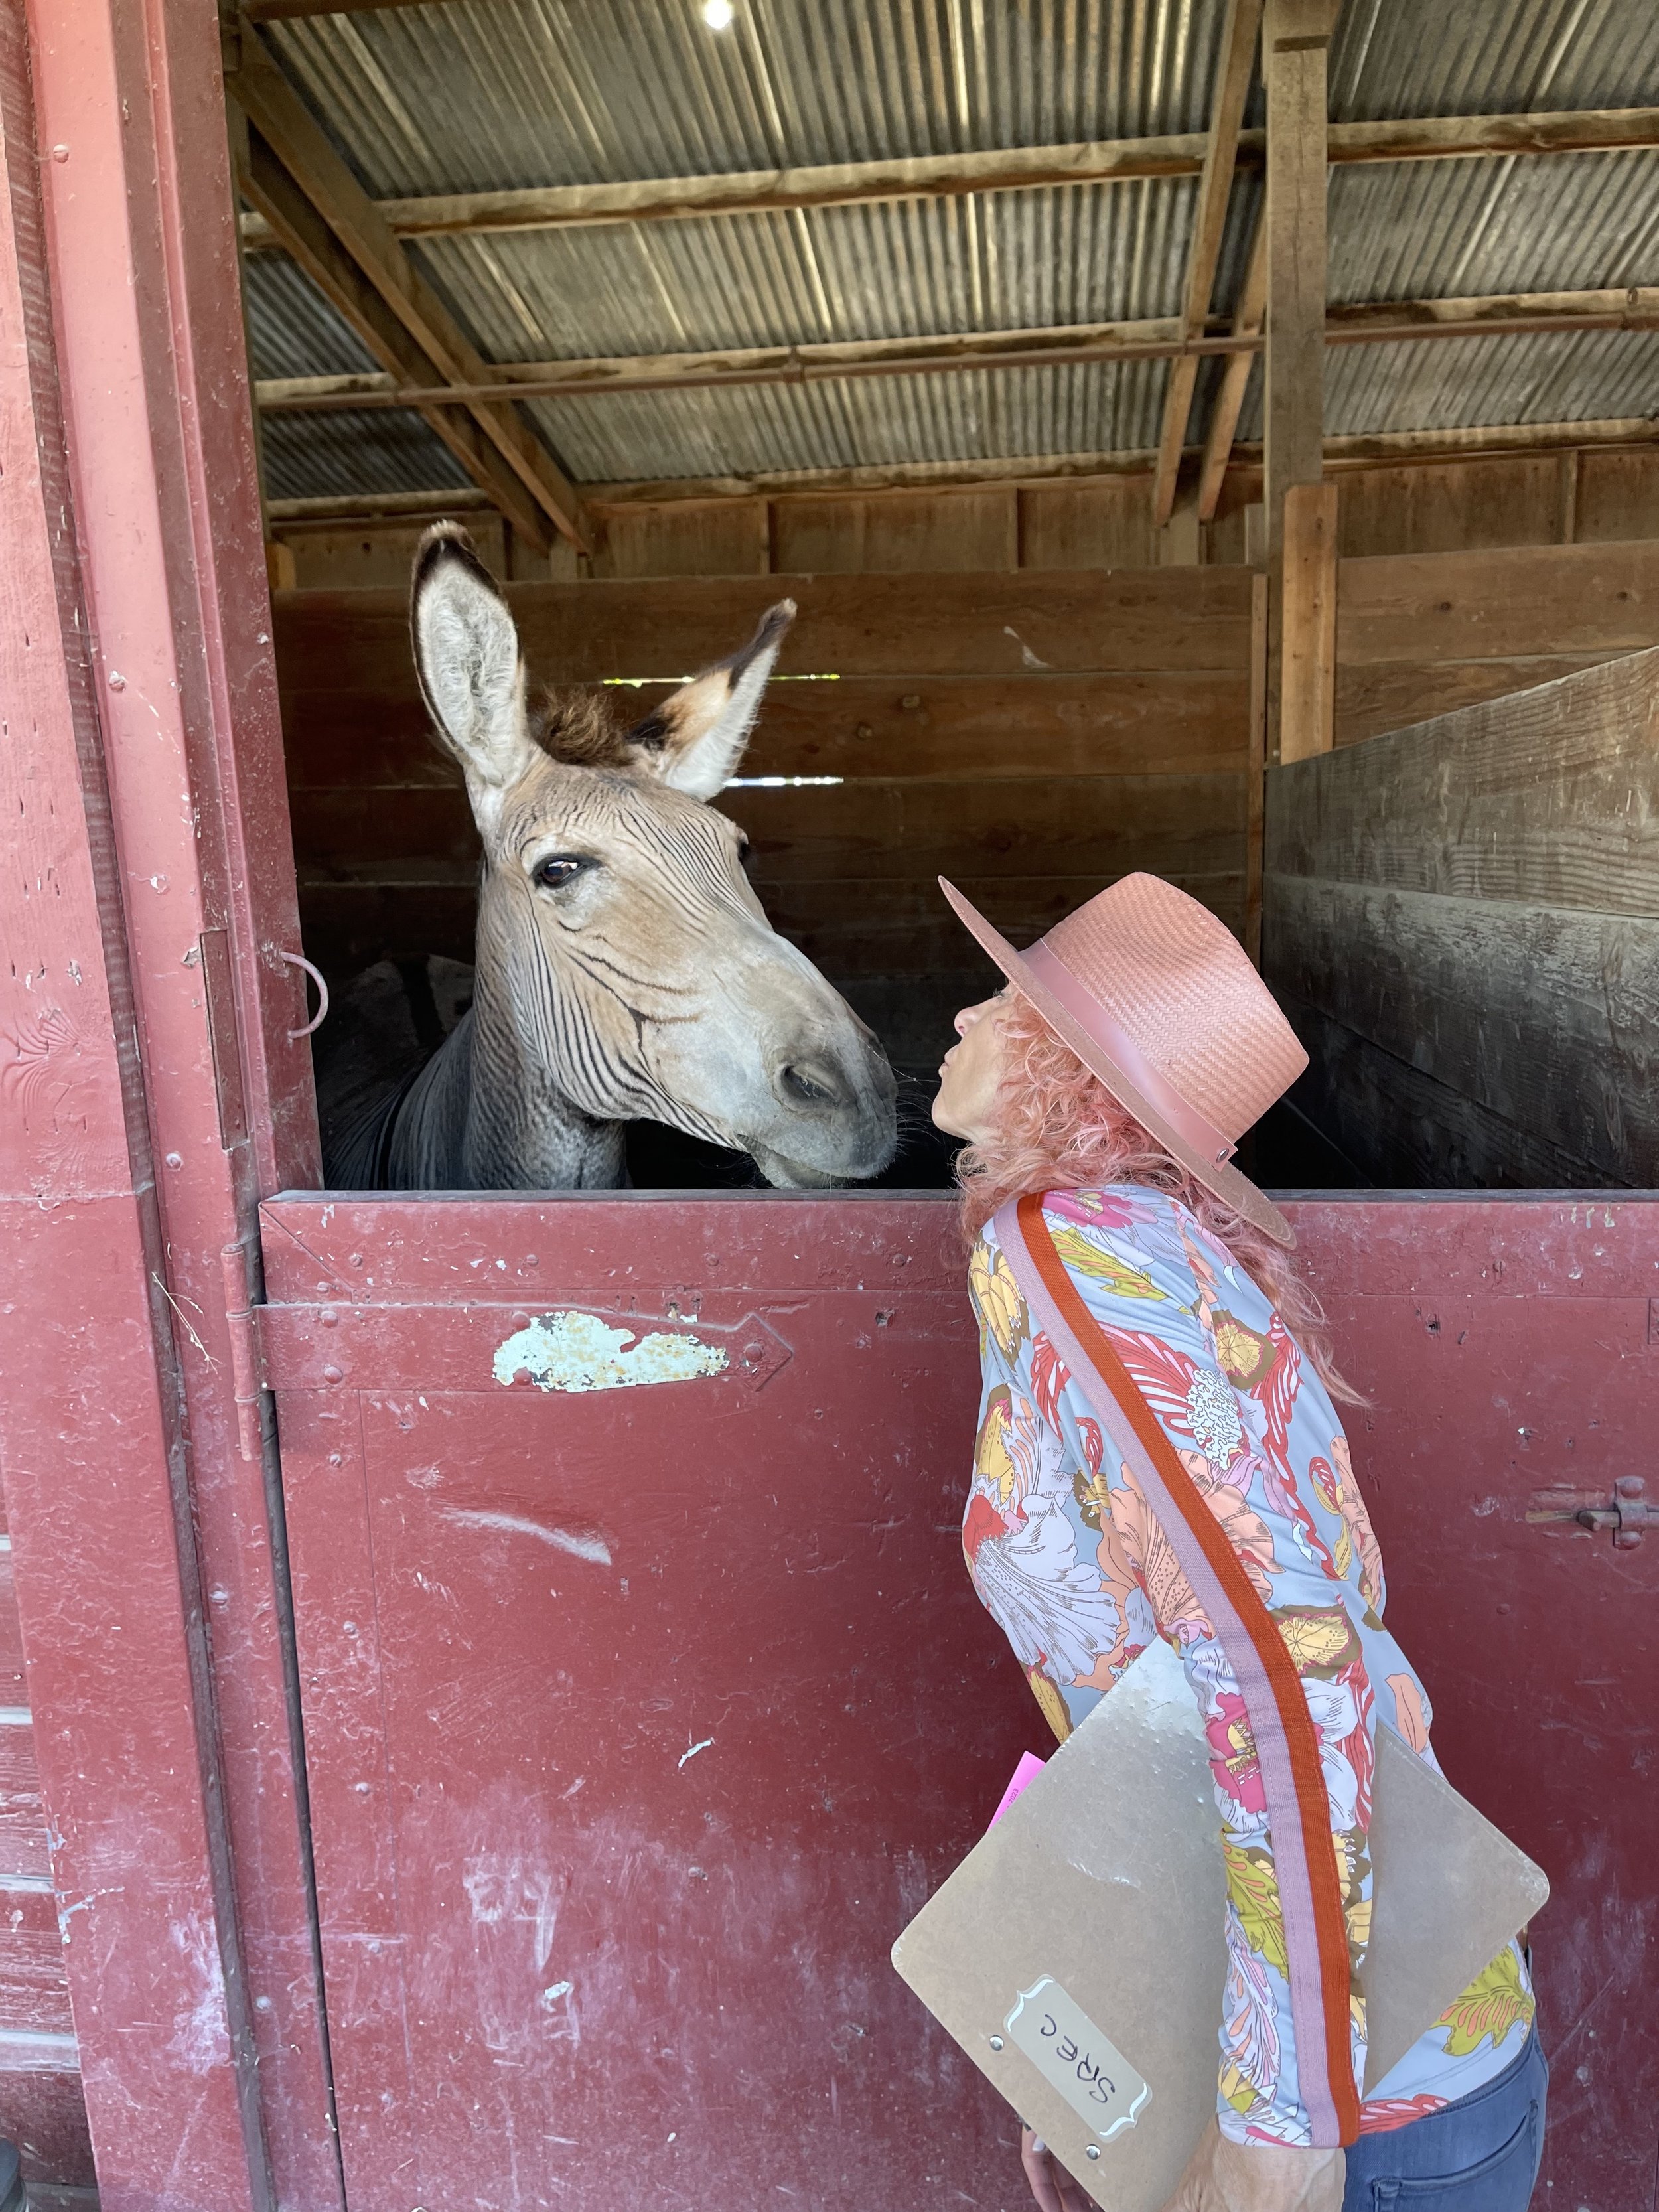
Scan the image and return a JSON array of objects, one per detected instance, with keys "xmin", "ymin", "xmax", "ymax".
[
  {"xmin": 1264, "ymin": 644, "xmax": 1659, "ymax": 1187},
  {"xmin": 1334, "ymin": 539, "xmax": 1659, "ymax": 746},
  {"xmin": 276, "ymin": 568, "xmax": 1255, "ymax": 1069}
]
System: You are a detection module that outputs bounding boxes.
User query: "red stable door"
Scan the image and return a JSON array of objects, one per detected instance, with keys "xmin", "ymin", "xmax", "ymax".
[{"xmin": 257, "ymin": 1189, "xmax": 1658, "ymax": 2212}]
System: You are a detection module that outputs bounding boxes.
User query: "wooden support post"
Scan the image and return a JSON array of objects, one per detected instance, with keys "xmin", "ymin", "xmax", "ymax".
[
  {"xmin": 1279, "ymin": 480, "xmax": 1338, "ymax": 761},
  {"xmin": 1263, "ymin": 0, "xmax": 1331, "ymax": 555},
  {"xmin": 1263, "ymin": 0, "xmax": 1332, "ymax": 762},
  {"xmin": 1157, "ymin": 489, "xmax": 1204, "ymax": 564},
  {"xmin": 1246, "ymin": 569, "xmax": 1268, "ymax": 964}
]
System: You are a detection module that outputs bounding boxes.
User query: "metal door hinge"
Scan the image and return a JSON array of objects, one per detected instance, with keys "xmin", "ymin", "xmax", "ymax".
[
  {"xmin": 221, "ymin": 1242, "xmax": 268, "ymax": 1463},
  {"xmin": 1575, "ymin": 1477, "xmax": 1651, "ymax": 1549}
]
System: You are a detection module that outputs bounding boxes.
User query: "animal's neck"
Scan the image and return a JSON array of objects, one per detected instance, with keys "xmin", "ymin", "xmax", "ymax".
[{"xmin": 391, "ymin": 994, "xmax": 626, "ymax": 1190}]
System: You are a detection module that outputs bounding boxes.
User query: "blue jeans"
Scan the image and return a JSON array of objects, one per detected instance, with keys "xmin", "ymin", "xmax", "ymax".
[{"xmin": 1342, "ymin": 2032, "xmax": 1548, "ymax": 2211}]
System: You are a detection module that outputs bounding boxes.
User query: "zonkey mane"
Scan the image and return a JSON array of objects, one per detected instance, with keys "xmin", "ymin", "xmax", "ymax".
[{"xmin": 528, "ymin": 685, "xmax": 639, "ymax": 769}]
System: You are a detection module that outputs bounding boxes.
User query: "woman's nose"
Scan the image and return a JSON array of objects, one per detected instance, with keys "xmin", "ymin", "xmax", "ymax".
[{"xmin": 954, "ymin": 996, "xmax": 993, "ymax": 1037}]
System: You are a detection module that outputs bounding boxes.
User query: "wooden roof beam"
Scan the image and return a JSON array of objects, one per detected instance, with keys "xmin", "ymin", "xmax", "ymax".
[
  {"xmin": 250, "ymin": 289, "xmax": 1659, "ymax": 414},
  {"xmin": 1153, "ymin": 0, "xmax": 1263, "ymax": 528},
  {"xmin": 234, "ymin": 133, "xmax": 565, "ymax": 554},
  {"xmin": 226, "ymin": 15, "xmax": 590, "ymax": 553},
  {"xmin": 259, "ymin": 413, "xmax": 1659, "ymax": 523},
  {"xmin": 236, "ymin": 108, "xmax": 1659, "ymax": 250}
]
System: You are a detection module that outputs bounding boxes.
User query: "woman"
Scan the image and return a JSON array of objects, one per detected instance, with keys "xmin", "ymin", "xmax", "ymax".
[{"xmin": 930, "ymin": 873, "xmax": 1545, "ymax": 2212}]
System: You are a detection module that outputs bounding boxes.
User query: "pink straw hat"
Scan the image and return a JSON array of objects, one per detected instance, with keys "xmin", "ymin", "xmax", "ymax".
[{"xmin": 939, "ymin": 873, "xmax": 1309, "ymax": 1246}]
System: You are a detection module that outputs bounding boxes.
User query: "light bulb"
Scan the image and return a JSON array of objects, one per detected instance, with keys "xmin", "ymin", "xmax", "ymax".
[{"xmin": 703, "ymin": 0, "xmax": 735, "ymax": 26}]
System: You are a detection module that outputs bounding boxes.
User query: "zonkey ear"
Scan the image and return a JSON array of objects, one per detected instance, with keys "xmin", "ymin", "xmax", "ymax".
[
  {"xmin": 627, "ymin": 598, "xmax": 796, "ymax": 800},
  {"xmin": 410, "ymin": 524, "xmax": 538, "ymax": 836}
]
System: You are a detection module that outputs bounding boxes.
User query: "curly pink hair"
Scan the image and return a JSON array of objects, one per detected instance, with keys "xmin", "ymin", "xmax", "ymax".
[{"xmin": 956, "ymin": 992, "xmax": 1359, "ymax": 1402}]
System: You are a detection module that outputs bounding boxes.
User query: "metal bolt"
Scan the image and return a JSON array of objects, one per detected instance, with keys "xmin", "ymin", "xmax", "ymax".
[
  {"xmin": 1086, "ymin": 2146, "xmax": 1101, "ymax": 2161},
  {"xmin": 987, "ymin": 2035, "xmax": 1004, "ymax": 2051},
  {"xmin": 107, "ymin": 670, "xmax": 125, "ymax": 690},
  {"xmin": 322, "ymin": 1364, "xmax": 343, "ymax": 1384},
  {"xmin": 164, "ymin": 1151, "xmax": 184, "ymax": 1170}
]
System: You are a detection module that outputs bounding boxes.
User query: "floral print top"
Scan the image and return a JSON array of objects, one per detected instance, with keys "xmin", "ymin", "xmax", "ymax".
[{"xmin": 964, "ymin": 1186, "xmax": 1535, "ymax": 2144}]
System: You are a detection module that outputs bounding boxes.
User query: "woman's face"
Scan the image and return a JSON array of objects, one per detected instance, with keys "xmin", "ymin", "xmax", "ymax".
[{"xmin": 932, "ymin": 990, "xmax": 1012, "ymax": 1142}]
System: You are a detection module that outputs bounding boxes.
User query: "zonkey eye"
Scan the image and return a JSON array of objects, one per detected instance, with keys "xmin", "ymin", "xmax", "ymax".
[{"xmin": 534, "ymin": 854, "xmax": 589, "ymax": 890}]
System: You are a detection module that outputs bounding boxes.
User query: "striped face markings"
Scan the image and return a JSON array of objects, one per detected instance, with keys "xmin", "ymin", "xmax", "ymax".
[
  {"xmin": 504, "ymin": 758, "xmax": 764, "ymax": 941},
  {"xmin": 479, "ymin": 754, "xmax": 780, "ymax": 1136}
]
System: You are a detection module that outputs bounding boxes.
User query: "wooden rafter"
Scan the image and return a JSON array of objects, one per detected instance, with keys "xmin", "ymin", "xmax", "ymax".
[
  {"xmin": 251, "ymin": 288, "xmax": 1659, "ymax": 415},
  {"xmin": 261, "ymin": 413, "xmax": 1659, "ymax": 524},
  {"xmin": 235, "ymin": 135, "xmax": 560, "ymax": 553},
  {"xmin": 1153, "ymin": 0, "xmax": 1263, "ymax": 527},
  {"xmin": 237, "ymin": 108, "xmax": 1659, "ymax": 250},
  {"xmin": 226, "ymin": 15, "xmax": 589, "ymax": 553},
  {"xmin": 1197, "ymin": 213, "xmax": 1268, "ymax": 520}
]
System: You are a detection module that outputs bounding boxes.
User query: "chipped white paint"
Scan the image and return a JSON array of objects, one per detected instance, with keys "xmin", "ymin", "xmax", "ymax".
[
  {"xmin": 678, "ymin": 1737, "xmax": 715, "ymax": 1769},
  {"xmin": 443, "ymin": 1509, "xmax": 612, "ymax": 1566},
  {"xmin": 494, "ymin": 1310, "xmax": 728, "ymax": 1394},
  {"xmin": 167, "ymin": 1911, "xmax": 232, "ymax": 2075}
]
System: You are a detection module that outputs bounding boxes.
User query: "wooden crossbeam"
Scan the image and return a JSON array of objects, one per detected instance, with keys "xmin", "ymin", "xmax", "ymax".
[
  {"xmin": 1153, "ymin": 0, "xmax": 1263, "ymax": 528},
  {"xmin": 236, "ymin": 109, "xmax": 1659, "ymax": 250},
  {"xmin": 261, "ymin": 414, "xmax": 1659, "ymax": 524},
  {"xmin": 251, "ymin": 289, "xmax": 1659, "ymax": 415},
  {"xmin": 226, "ymin": 16, "xmax": 589, "ymax": 553}
]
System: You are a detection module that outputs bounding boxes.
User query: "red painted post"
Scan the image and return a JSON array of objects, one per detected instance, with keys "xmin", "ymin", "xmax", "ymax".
[{"xmin": 0, "ymin": 0, "xmax": 335, "ymax": 2203}]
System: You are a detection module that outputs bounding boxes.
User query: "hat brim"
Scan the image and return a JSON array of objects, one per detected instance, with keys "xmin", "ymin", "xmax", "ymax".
[{"xmin": 938, "ymin": 877, "xmax": 1296, "ymax": 1248}]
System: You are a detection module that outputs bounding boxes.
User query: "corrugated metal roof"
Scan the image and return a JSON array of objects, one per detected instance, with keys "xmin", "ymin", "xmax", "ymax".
[
  {"xmin": 248, "ymin": 0, "xmax": 1659, "ymax": 503},
  {"xmin": 1328, "ymin": 0, "xmax": 1659, "ymax": 121},
  {"xmin": 413, "ymin": 178, "xmax": 1197, "ymax": 362},
  {"xmin": 265, "ymin": 0, "xmax": 1235, "ymax": 195},
  {"xmin": 1327, "ymin": 151, "xmax": 1659, "ymax": 303},
  {"xmin": 520, "ymin": 357, "xmax": 1171, "ymax": 484},
  {"xmin": 261, "ymin": 405, "xmax": 473, "ymax": 500}
]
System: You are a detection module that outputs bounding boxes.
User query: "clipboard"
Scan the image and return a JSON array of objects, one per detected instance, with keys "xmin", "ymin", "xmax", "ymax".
[{"xmin": 891, "ymin": 1636, "xmax": 1548, "ymax": 2212}]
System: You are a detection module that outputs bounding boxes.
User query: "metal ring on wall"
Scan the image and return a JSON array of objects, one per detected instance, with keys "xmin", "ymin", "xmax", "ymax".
[{"xmin": 281, "ymin": 950, "xmax": 330, "ymax": 1041}]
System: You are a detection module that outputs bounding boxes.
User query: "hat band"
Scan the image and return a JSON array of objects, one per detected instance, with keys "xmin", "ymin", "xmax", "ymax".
[{"xmin": 1021, "ymin": 940, "xmax": 1238, "ymax": 1168}]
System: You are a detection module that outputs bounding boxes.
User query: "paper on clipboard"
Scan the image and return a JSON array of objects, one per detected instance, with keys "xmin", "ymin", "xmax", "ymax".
[{"xmin": 891, "ymin": 1637, "xmax": 1548, "ymax": 2212}]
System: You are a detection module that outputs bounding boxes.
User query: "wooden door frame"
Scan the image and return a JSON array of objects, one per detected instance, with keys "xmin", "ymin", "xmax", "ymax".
[{"xmin": 0, "ymin": 0, "xmax": 334, "ymax": 2203}]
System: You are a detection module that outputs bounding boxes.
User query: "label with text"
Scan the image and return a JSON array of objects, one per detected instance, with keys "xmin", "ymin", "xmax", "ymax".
[{"xmin": 1006, "ymin": 1976, "xmax": 1151, "ymax": 2142}]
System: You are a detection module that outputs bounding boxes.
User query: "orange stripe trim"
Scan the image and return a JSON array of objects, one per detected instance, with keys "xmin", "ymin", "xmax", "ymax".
[{"xmin": 1017, "ymin": 1193, "xmax": 1360, "ymax": 2140}]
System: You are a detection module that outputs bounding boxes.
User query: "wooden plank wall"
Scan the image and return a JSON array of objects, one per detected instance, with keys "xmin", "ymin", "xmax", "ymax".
[
  {"xmin": 1334, "ymin": 539, "xmax": 1659, "ymax": 747},
  {"xmin": 1264, "ymin": 644, "xmax": 1659, "ymax": 1187},
  {"xmin": 277, "ymin": 568, "xmax": 1256, "ymax": 1069},
  {"xmin": 269, "ymin": 445, "xmax": 1659, "ymax": 590}
]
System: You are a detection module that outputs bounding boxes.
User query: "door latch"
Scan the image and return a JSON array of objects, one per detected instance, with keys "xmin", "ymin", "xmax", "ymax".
[{"xmin": 1575, "ymin": 1477, "xmax": 1651, "ymax": 1549}]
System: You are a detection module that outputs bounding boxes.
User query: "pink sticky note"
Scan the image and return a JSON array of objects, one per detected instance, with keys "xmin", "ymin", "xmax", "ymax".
[{"xmin": 988, "ymin": 1751, "xmax": 1047, "ymax": 1830}]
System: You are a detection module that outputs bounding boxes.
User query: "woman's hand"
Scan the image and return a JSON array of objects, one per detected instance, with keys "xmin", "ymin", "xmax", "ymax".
[
  {"xmin": 1020, "ymin": 2126, "xmax": 1096, "ymax": 2212},
  {"xmin": 1157, "ymin": 2120, "xmax": 1345, "ymax": 2212}
]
